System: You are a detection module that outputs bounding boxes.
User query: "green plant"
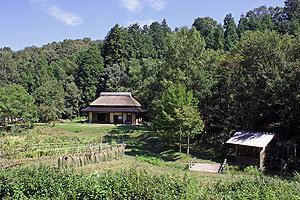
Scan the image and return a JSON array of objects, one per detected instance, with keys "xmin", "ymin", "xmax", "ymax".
[
  {"xmin": 294, "ymin": 171, "xmax": 300, "ymax": 182},
  {"xmin": 0, "ymin": 165, "xmax": 299, "ymax": 199},
  {"xmin": 244, "ymin": 165, "xmax": 263, "ymax": 176},
  {"xmin": 135, "ymin": 155, "xmax": 184, "ymax": 170}
]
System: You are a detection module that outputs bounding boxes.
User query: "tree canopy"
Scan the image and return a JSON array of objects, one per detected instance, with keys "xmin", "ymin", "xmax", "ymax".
[
  {"xmin": 0, "ymin": 2, "xmax": 300, "ymax": 148},
  {"xmin": 0, "ymin": 84, "xmax": 36, "ymax": 128}
]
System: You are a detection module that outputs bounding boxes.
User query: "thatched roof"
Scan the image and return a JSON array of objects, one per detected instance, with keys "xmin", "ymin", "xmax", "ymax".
[
  {"xmin": 90, "ymin": 92, "xmax": 141, "ymax": 107},
  {"xmin": 226, "ymin": 131, "xmax": 275, "ymax": 148},
  {"xmin": 81, "ymin": 106, "xmax": 146, "ymax": 112}
]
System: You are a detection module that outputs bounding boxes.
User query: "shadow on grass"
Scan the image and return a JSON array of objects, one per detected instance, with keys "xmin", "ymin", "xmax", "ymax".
[
  {"xmin": 189, "ymin": 144, "xmax": 224, "ymax": 163},
  {"xmin": 103, "ymin": 125, "xmax": 223, "ymax": 164}
]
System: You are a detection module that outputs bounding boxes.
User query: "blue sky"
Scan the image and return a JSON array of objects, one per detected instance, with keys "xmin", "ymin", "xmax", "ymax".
[{"xmin": 0, "ymin": 0, "xmax": 284, "ymax": 51}]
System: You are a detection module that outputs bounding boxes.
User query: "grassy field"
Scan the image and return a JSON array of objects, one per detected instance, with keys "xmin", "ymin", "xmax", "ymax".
[{"xmin": 1, "ymin": 120, "xmax": 300, "ymax": 199}]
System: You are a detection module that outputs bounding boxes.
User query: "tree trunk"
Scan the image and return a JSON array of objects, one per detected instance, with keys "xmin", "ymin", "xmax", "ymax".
[
  {"xmin": 3, "ymin": 117, "xmax": 6, "ymax": 127},
  {"xmin": 77, "ymin": 108, "xmax": 80, "ymax": 117},
  {"xmin": 201, "ymin": 122, "xmax": 207, "ymax": 142},
  {"xmin": 179, "ymin": 131, "xmax": 182, "ymax": 153},
  {"xmin": 187, "ymin": 134, "xmax": 190, "ymax": 156},
  {"xmin": 70, "ymin": 109, "xmax": 73, "ymax": 122}
]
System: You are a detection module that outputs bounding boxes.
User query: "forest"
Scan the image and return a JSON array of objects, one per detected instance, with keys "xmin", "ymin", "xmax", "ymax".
[{"xmin": 1, "ymin": 0, "xmax": 300, "ymax": 148}]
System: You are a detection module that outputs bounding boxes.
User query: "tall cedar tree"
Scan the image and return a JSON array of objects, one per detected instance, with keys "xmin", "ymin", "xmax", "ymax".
[
  {"xmin": 149, "ymin": 21, "xmax": 170, "ymax": 58},
  {"xmin": 102, "ymin": 24, "xmax": 128, "ymax": 66},
  {"xmin": 224, "ymin": 14, "xmax": 238, "ymax": 51},
  {"xmin": 76, "ymin": 46, "xmax": 104, "ymax": 106}
]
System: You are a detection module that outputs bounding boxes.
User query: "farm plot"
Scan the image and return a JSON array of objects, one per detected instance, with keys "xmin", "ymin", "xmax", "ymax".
[{"xmin": 0, "ymin": 141, "xmax": 126, "ymax": 169}]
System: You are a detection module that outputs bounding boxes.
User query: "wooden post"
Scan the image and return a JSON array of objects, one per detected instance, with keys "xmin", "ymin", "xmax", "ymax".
[
  {"xmin": 122, "ymin": 112, "xmax": 123, "ymax": 124},
  {"xmin": 260, "ymin": 147, "xmax": 265, "ymax": 171}
]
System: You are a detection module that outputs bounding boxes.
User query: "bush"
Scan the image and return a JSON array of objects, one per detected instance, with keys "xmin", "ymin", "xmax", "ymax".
[
  {"xmin": 212, "ymin": 175, "xmax": 300, "ymax": 199},
  {"xmin": 0, "ymin": 165, "xmax": 299, "ymax": 199},
  {"xmin": 0, "ymin": 165, "xmax": 201, "ymax": 199},
  {"xmin": 244, "ymin": 165, "xmax": 263, "ymax": 176},
  {"xmin": 294, "ymin": 171, "xmax": 300, "ymax": 182}
]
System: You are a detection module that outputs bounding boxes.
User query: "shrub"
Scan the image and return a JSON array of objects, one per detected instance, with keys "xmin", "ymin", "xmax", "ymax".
[
  {"xmin": 0, "ymin": 165, "xmax": 299, "ymax": 199},
  {"xmin": 244, "ymin": 165, "xmax": 263, "ymax": 176},
  {"xmin": 212, "ymin": 175, "xmax": 300, "ymax": 199},
  {"xmin": 294, "ymin": 171, "xmax": 300, "ymax": 182},
  {"xmin": 0, "ymin": 165, "xmax": 201, "ymax": 199}
]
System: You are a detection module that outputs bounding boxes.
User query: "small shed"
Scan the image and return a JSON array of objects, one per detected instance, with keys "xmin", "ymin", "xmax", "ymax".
[{"xmin": 226, "ymin": 131, "xmax": 275, "ymax": 170}]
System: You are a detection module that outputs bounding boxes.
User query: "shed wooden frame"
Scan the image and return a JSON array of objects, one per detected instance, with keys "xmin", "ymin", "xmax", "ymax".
[{"xmin": 226, "ymin": 131, "xmax": 275, "ymax": 170}]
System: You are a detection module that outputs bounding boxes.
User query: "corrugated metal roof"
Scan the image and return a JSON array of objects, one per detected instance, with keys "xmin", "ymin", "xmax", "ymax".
[
  {"xmin": 81, "ymin": 106, "xmax": 146, "ymax": 113},
  {"xmin": 226, "ymin": 131, "xmax": 275, "ymax": 148},
  {"xmin": 90, "ymin": 92, "xmax": 141, "ymax": 107}
]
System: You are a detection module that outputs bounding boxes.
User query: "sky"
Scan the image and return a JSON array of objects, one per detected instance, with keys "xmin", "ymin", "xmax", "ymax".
[{"xmin": 0, "ymin": 0, "xmax": 284, "ymax": 51}]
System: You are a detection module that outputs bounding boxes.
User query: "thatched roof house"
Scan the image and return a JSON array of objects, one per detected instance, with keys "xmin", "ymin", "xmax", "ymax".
[
  {"xmin": 226, "ymin": 131, "xmax": 275, "ymax": 170},
  {"xmin": 82, "ymin": 92, "xmax": 146, "ymax": 124}
]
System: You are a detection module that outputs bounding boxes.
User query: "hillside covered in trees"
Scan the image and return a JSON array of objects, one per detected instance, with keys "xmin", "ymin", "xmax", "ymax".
[{"xmin": 1, "ymin": 0, "xmax": 300, "ymax": 146}]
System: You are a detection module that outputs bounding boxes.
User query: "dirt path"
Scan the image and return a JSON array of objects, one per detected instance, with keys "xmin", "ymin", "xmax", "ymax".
[{"xmin": 190, "ymin": 163, "xmax": 220, "ymax": 172}]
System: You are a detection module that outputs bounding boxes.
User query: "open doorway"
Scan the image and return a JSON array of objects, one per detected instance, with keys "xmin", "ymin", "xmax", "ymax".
[
  {"xmin": 97, "ymin": 113, "xmax": 105, "ymax": 122},
  {"xmin": 114, "ymin": 115, "xmax": 123, "ymax": 124}
]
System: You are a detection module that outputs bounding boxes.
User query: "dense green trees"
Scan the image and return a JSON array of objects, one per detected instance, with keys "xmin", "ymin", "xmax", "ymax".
[
  {"xmin": 0, "ymin": 48, "xmax": 19, "ymax": 87},
  {"xmin": 0, "ymin": 84, "xmax": 36, "ymax": 128},
  {"xmin": 284, "ymin": 0, "xmax": 300, "ymax": 21},
  {"xmin": 102, "ymin": 24, "xmax": 128, "ymax": 66},
  {"xmin": 104, "ymin": 63, "xmax": 127, "ymax": 92},
  {"xmin": 163, "ymin": 27, "xmax": 206, "ymax": 86},
  {"xmin": 64, "ymin": 76, "xmax": 82, "ymax": 120},
  {"xmin": 75, "ymin": 46, "xmax": 104, "ymax": 105},
  {"xmin": 193, "ymin": 17, "xmax": 224, "ymax": 50},
  {"xmin": 227, "ymin": 30, "xmax": 300, "ymax": 137},
  {"xmin": 0, "ymin": 1, "xmax": 300, "ymax": 148},
  {"xmin": 34, "ymin": 81, "xmax": 65, "ymax": 123},
  {"xmin": 154, "ymin": 84, "xmax": 204, "ymax": 155},
  {"xmin": 237, "ymin": 7, "xmax": 275, "ymax": 37}
]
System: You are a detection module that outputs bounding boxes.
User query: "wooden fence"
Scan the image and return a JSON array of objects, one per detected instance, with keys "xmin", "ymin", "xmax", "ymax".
[
  {"xmin": 218, "ymin": 158, "xmax": 228, "ymax": 173},
  {"xmin": 188, "ymin": 157, "xmax": 197, "ymax": 169}
]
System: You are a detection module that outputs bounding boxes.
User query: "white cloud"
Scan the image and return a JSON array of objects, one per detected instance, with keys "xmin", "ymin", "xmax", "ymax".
[
  {"xmin": 30, "ymin": 0, "xmax": 82, "ymax": 26},
  {"xmin": 145, "ymin": 0, "xmax": 166, "ymax": 11},
  {"xmin": 121, "ymin": 0, "xmax": 142, "ymax": 12},
  {"xmin": 127, "ymin": 19, "xmax": 154, "ymax": 26},
  {"xmin": 120, "ymin": 0, "xmax": 166, "ymax": 12},
  {"xmin": 48, "ymin": 6, "xmax": 82, "ymax": 26}
]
